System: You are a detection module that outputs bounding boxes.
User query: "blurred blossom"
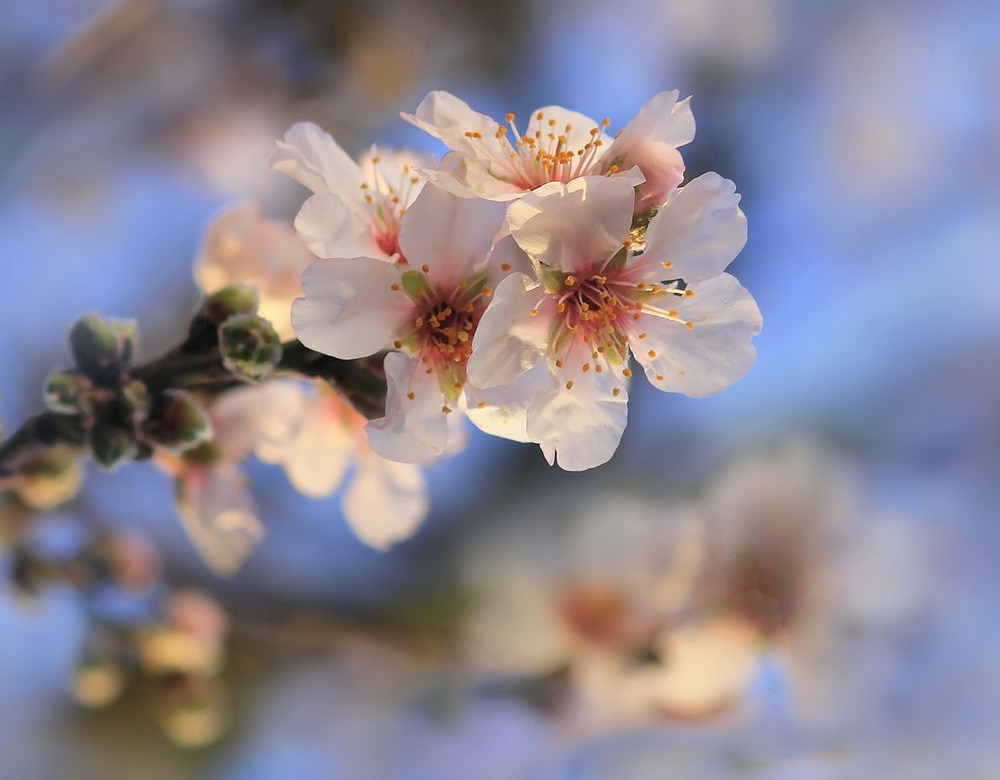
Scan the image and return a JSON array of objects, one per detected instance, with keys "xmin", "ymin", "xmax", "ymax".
[{"xmin": 194, "ymin": 203, "xmax": 315, "ymax": 342}]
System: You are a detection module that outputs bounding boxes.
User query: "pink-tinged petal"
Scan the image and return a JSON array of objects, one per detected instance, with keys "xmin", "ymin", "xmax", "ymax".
[
  {"xmin": 638, "ymin": 173, "xmax": 747, "ymax": 282},
  {"xmin": 294, "ymin": 192, "xmax": 374, "ymax": 260},
  {"xmin": 526, "ymin": 348, "xmax": 630, "ymax": 471},
  {"xmin": 292, "ymin": 257, "xmax": 412, "ymax": 359},
  {"xmin": 398, "ymin": 185, "xmax": 506, "ymax": 291},
  {"xmin": 467, "ymin": 273, "xmax": 549, "ymax": 389},
  {"xmin": 401, "ymin": 91, "xmax": 502, "ymax": 159},
  {"xmin": 465, "ymin": 362, "xmax": 555, "ymax": 443},
  {"xmin": 609, "ymin": 91, "xmax": 695, "ymax": 155},
  {"xmin": 175, "ymin": 462, "xmax": 263, "ymax": 577},
  {"xmin": 632, "ymin": 273, "xmax": 762, "ymax": 397},
  {"xmin": 507, "ymin": 177, "xmax": 634, "ymax": 274},
  {"xmin": 365, "ymin": 352, "xmax": 451, "ymax": 464},
  {"xmin": 209, "ymin": 382, "xmax": 306, "ymax": 462},
  {"xmin": 342, "ymin": 456, "xmax": 428, "ymax": 550},
  {"xmin": 268, "ymin": 384, "xmax": 355, "ymax": 499},
  {"xmin": 271, "ymin": 122, "xmax": 365, "ymax": 209}
]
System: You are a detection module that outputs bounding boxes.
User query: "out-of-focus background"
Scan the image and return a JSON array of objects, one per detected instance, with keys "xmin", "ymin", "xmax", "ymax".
[{"xmin": 1, "ymin": 0, "xmax": 999, "ymax": 777}]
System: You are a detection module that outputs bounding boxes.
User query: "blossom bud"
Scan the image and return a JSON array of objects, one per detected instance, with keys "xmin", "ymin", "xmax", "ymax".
[
  {"xmin": 69, "ymin": 314, "xmax": 137, "ymax": 379},
  {"xmin": 219, "ymin": 313, "xmax": 282, "ymax": 382},
  {"xmin": 198, "ymin": 285, "xmax": 259, "ymax": 327},
  {"xmin": 71, "ymin": 634, "xmax": 127, "ymax": 708},
  {"xmin": 140, "ymin": 390, "xmax": 212, "ymax": 455},
  {"xmin": 88, "ymin": 423, "xmax": 138, "ymax": 471},
  {"xmin": 43, "ymin": 370, "xmax": 94, "ymax": 419}
]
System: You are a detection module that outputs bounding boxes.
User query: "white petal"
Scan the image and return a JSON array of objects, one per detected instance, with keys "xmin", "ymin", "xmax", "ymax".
[
  {"xmin": 464, "ymin": 362, "xmax": 554, "ymax": 443},
  {"xmin": 398, "ymin": 184, "xmax": 506, "ymax": 291},
  {"xmin": 639, "ymin": 172, "xmax": 748, "ymax": 282},
  {"xmin": 365, "ymin": 352, "xmax": 451, "ymax": 464},
  {"xmin": 633, "ymin": 273, "xmax": 762, "ymax": 397},
  {"xmin": 507, "ymin": 177, "xmax": 634, "ymax": 274},
  {"xmin": 271, "ymin": 122, "xmax": 365, "ymax": 209},
  {"xmin": 292, "ymin": 257, "xmax": 412, "ymax": 359},
  {"xmin": 467, "ymin": 273, "xmax": 548, "ymax": 389},
  {"xmin": 294, "ymin": 192, "xmax": 374, "ymax": 260},
  {"xmin": 270, "ymin": 384, "xmax": 356, "ymax": 499},
  {"xmin": 526, "ymin": 349, "xmax": 630, "ymax": 471},
  {"xmin": 175, "ymin": 463, "xmax": 263, "ymax": 577},
  {"xmin": 342, "ymin": 456, "xmax": 429, "ymax": 550},
  {"xmin": 209, "ymin": 381, "xmax": 307, "ymax": 462},
  {"xmin": 401, "ymin": 91, "xmax": 502, "ymax": 158},
  {"xmin": 608, "ymin": 91, "xmax": 695, "ymax": 154}
]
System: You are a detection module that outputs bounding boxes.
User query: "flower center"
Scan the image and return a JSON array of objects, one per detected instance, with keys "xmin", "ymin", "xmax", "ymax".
[
  {"xmin": 393, "ymin": 272, "xmax": 492, "ymax": 402},
  {"xmin": 469, "ymin": 111, "xmax": 617, "ymax": 190},
  {"xmin": 359, "ymin": 155, "xmax": 421, "ymax": 260}
]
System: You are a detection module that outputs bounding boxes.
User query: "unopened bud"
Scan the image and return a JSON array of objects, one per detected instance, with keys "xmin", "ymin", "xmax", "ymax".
[
  {"xmin": 140, "ymin": 390, "xmax": 212, "ymax": 455},
  {"xmin": 43, "ymin": 370, "xmax": 94, "ymax": 419},
  {"xmin": 219, "ymin": 313, "xmax": 282, "ymax": 382},
  {"xmin": 88, "ymin": 424, "xmax": 138, "ymax": 471},
  {"xmin": 69, "ymin": 314, "xmax": 137, "ymax": 379},
  {"xmin": 199, "ymin": 285, "xmax": 259, "ymax": 326}
]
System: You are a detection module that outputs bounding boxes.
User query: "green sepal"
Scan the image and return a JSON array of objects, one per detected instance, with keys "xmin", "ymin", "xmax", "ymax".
[
  {"xmin": 88, "ymin": 424, "xmax": 138, "ymax": 471},
  {"xmin": 400, "ymin": 270, "xmax": 430, "ymax": 300}
]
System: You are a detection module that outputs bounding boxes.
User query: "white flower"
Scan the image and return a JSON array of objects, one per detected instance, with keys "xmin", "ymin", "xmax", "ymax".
[
  {"xmin": 259, "ymin": 381, "xmax": 429, "ymax": 551},
  {"xmin": 194, "ymin": 203, "xmax": 315, "ymax": 341},
  {"xmin": 272, "ymin": 122, "xmax": 431, "ymax": 262},
  {"xmin": 159, "ymin": 382, "xmax": 304, "ymax": 577},
  {"xmin": 292, "ymin": 183, "xmax": 531, "ymax": 463},
  {"xmin": 401, "ymin": 90, "xmax": 694, "ymax": 211},
  {"xmin": 468, "ymin": 173, "xmax": 761, "ymax": 471}
]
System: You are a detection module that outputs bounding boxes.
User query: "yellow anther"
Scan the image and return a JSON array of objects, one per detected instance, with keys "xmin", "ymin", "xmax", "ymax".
[
  {"xmin": 407, "ymin": 392, "xmax": 415, "ymax": 400},
  {"xmin": 565, "ymin": 380, "xmax": 574, "ymax": 390},
  {"xmin": 421, "ymin": 263, "xmax": 430, "ymax": 273}
]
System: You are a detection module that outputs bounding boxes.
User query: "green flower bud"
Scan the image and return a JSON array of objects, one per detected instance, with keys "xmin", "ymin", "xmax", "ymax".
[
  {"xmin": 88, "ymin": 424, "xmax": 138, "ymax": 471},
  {"xmin": 69, "ymin": 314, "xmax": 138, "ymax": 379},
  {"xmin": 43, "ymin": 370, "xmax": 94, "ymax": 418},
  {"xmin": 199, "ymin": 285, "xmax": 259, "ymax": 326},
  {"xmin": 140, "ymin": 390, "xmax": 212, "ymax": 454},
  {"xmin": 219, "ymin": 313, "xmax": 282, "ymax": 382}
]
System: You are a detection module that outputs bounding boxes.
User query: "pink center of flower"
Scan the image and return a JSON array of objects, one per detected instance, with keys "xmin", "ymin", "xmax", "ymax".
[
  {"xmin": 468, "ymin": 111, "xmax": 620, "ymax": 191},
  {"xmin": 540, "ymin": 254, "xmax": 695, "ymax": 389},
  {"xmin": 391, "ymin": 273, "xmax": 492, "ymax": 404},
  {"xmin": 359, "ymin": 156, "xmax": 422, "ymax": 261}
]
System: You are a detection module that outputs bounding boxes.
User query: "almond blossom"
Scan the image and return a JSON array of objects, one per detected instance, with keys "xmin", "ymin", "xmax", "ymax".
[
  {"xmin": 401, "ymin": 90, "xmax": 693, "ymax": 212},
  {"xmin": 272, "ymin": 122, "xmax": 431, "ymax": 262},
  {"xmin": 292, "ymin": 183, "xmax": 532, "ymax": 463},
  {"xmin": 467, "ymin": 173, "xmax": 762, "ymax": 471},
  {"xmin": 258, "ymin": 380, "xmax": 429, "ymax": 551},
  {"xmin": 194, "ymin": 202, "xmax": 315, "ymax": 341}
]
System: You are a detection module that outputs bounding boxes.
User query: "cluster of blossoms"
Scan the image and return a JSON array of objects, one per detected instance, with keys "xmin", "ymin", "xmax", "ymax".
[
  {"xmin": 284, "ymin": 90, "xmax": 762, "ymax": 471},
  {"xmin": 459, "ymin": 441, "xmax": 928, "ymax": 729}
]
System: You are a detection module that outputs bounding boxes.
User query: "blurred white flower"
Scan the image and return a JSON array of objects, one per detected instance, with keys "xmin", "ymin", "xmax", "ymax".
[{"xmin": 194, "ymin": 203, "xmax": 315, "ymax": 341}]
